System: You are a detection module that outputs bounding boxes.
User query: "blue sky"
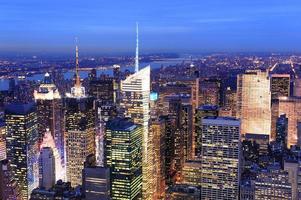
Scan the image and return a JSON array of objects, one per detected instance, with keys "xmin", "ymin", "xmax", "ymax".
[{"xmin": 1, "ymin": 0, "xmax": 301, "ymax": 54}]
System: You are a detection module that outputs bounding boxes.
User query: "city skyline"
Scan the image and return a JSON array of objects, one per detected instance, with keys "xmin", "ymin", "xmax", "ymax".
[
  {"xmin": 2, "ymin": 2, "xmax": 301, "ymax": 200},
  {"xmin": 1, "ymin": 0, "xmax": 301, "ymax": 54}
]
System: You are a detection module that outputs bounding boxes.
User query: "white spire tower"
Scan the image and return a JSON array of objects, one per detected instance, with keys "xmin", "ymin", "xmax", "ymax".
[
  {"xmin": 135, "ymin": 22, "xmax": 139, "ymax": 73},
  {"xmin": 66, "ymin": 38, "xmax": 86, "ymax": 98}
]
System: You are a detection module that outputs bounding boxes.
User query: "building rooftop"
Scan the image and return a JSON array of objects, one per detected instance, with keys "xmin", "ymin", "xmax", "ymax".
[
  {"xmin": 202, "ymin": 116, "xmax": 240, "ymax": 126},
  {"xmin": 245, "ymin": 133, "xmax": 269, "ymax": 140},
  {"xmin": 198, "ymin": 104, "xmax": 219, "ymax": 111},
  {"xmin": 5, "ymin": 102, "xmax": 36, "ymax": 115},
  {"xmin": 106, "ymin": 117, "xmax": 138, "ymax": 131}
]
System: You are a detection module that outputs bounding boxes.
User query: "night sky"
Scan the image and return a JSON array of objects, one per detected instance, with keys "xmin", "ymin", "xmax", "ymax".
[{"xmin": 1, "ymin": 0, "xmax": 301, "ymax": 54}]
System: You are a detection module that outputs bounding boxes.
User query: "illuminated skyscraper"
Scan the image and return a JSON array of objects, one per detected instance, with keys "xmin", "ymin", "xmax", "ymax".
[
  {"xmin": 151, "ymin": 119, "xmax": 166, "ymax": 199},
  {"xmin": 39, "ymin": 147, "xmax": 55, "ymax": 190},
  {"xmin": 65, "ymin": 43, "xmax": 96, "ymax": 187},
  {"xmin": 5, "ymin": 102, "xmax": 39, "ymax": 200},
  {"xmin": 120, "ymin": 66, "xmax": 153, "ymax": 199},
  {"xmin": 237, "ymin": 70, "xmax": 271, "ymax": 136},
  {"xmin": 104, "ymin": 118, "xmax": 142, "ymax": 200},
  {"xmin": 0, "ymin": 120, "xmax": 6, "ymax": 161},
  {"xmin": 33, "ymin": 73, "xmax": 65, "ymax": 179},
  {"xmin": 89, "ymin": 76, "xmax": 117, "ymax": 166},
  {"xmin": 201, "ymin": 116, "xmax": 241, "ymax": 200},
  {"xmin": 195, "ymin": 104, "xmax": 219, "ymax": 157}
]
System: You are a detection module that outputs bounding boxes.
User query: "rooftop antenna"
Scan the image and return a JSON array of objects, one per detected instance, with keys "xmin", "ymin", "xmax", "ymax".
[
  {"xmin": 75, "ymin": 37, "xmax": 80, "ymax": 87},
  {"xmin": 135, "ymin": 22, "xmax": 139, "ymax": 73}
]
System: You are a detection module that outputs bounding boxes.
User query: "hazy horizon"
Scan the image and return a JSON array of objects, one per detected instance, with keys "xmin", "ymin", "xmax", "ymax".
[{"xmin": 1, "ymin": 0, "xmax": 301, "ymax": 54}]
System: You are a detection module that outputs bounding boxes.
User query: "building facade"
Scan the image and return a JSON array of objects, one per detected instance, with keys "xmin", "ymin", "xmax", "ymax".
[
  {"xmin": 5, "ymin": 102, "xmax": 39, "ymax": 200},
  {"xmin": 201, "ymin": 116, "xmax": 241, "ymax": 200},
  {"xmin": 105, "ymin": 118, "xmax": 142, "ymax": 200},
  {"xmin": 237, "ymin": 70, "xmax": 271, "ymax": 136},
  {"xmin": 120, "ymin": 66, "xmax": 153, "ymax": 199}
]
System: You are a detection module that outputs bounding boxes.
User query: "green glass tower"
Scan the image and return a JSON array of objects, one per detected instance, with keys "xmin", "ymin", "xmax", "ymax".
[{"xmin": 105, "ymin": 118, "xmax": 142, "ymax": 200}]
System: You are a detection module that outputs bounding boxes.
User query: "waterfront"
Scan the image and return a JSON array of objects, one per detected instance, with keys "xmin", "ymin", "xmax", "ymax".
[{"xmin": 0, "ymin": 58, "xmax": 186, "ymax": 91}]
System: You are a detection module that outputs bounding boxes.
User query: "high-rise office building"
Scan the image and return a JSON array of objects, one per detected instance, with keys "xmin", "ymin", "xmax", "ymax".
[
  {"xmin": 222, "ymin": 87, "xmax": 237, "ymax": 117},
  {"xmin": 5, "ymin": 102, "xmax": 39, "ymax": 200},
  {"xmin": 237, "ymin": 70, "xmax": 271, "ymax": 136},
  {"xmin": 33, "ymin": 73, "xmax": 65, "ymax": 180},
  {"xmin": 151, "ymin": 119, "xmax": 166, "ymax": 200},
  {"xmin": 104, "ymin": 118, "xmax": 142, "ymax": 200},
  {"xmin": 160, "ymin": 115, "xmax": 177, "ymax": 186},
  {"xmin": 255, "ymin": 168, "xmax": 292, "ymax": 200},
  {"xmin": 0, "ymin": 159, "xmax": 21, "ymax": 200},
  {"xmin": 199, "ymin": 78, "xmax": 221, "ymax": 106},
  {"xmin": 120, "ymin": 66, "xmax": 153, "ymax": 199},
  {"xmin": 82, "ymin": 154, "xmax": 110, "ymax": 200},
  {"xmin": 39, "ymin": 147, "xmax": 55, "ymax": 190},
  {"xmin": 65, "ymin": 44, "xmax": 96, "ymax": 187},
  {"xmin": 89, "ymin": 76, "xmax": 116, "ymax": 105},
  {"xmin": 195, "ymin": 105, "xmax": 219, "ymax": 157},
  {"xmin": 201, "ymin": 116, "xmax": 241, "ymax": 200},
  {"xmin": 0, "ymin": 120, "xmax": 6, "ymax": 161},
  {"xmin": 278, "ymin": 96, "xmax": 301, "ymax": 147},
  {"xmin": 89, "ymin": 76, "xmax": 117, "ymax": 166},
  {"xmin": 181, "ymin": 103, "xmax": 194, "ymax": 160},
  {"xmin": 270, "ymin": 74, "xmax": 290, "ymax": 99}
]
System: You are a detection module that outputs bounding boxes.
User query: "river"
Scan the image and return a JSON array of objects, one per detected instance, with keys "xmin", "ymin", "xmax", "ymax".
[{"xmin": 0, "ymin": 58, "xmax": 186, "ymax": 91}]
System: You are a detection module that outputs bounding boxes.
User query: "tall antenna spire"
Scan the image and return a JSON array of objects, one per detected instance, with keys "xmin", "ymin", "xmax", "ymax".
[
  {"xmin": 135, "ymin": 22, "xmax": 139, "ymax": 73},
  {"xmin": 75, "ymin": 37, "xmax": 80, "ymax": 87}
]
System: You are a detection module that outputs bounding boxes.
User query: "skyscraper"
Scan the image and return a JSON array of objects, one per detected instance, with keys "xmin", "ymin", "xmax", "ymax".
[
  {"xmin": 39, "ymin": 147, "xmax": 55, "ymax": 190},
  {"xmin": 120, "ymin": 65, "xmax": 153, "ymax": 199},
  {"xmin": 201, "ymin": 116, "xmax": 241, "ymax": 200},
  {"xmin": 89, "ymin": 76, "xmax": 117, "ymax": 166},
  {"xmin": 195, "ymin": 104, "xmax": 219, "ymax": 158},
  {"xmin": 237, "ymin": 70, "xmax": 271, "ymax": 136},
  {"xmin": 151, "ymin": 119, "xmax": 166, "ymax": 200},
  {"xmin": 33, "ymin": 73, "xmax": 65, "ymax": 180},
  {"xmin": 5, "ymin": 102, "xmax": 39, "ymax": 200},
  {"xmin": 104, "ymin": 118, "xmax": 142, "ymax": 200},
  {"xmin": 0, "ymin": 120, "xmax": 6, "ymax": 161},
  {"xmin": 65, "ymin": 43, "xmax": 96, "ymax": 187}
]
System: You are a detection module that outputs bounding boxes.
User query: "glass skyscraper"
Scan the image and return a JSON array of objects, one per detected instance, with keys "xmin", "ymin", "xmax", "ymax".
[
  {"xmin": 120, "ymin": 66, "xmax": 154, "ymax": 199},
  {"xmin": 5, "ymin": 102, "xmax": 39, "ymax": 200},
  {"xmin": 105, "ymin": 118, "xmax": 142, "ymax": 200}
]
